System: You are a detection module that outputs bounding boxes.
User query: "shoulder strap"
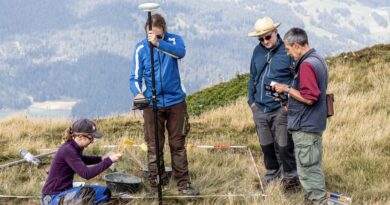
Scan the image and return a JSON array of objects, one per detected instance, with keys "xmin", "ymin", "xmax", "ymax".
[
  {"xmin": 306, "ymin": 54, "xmax": 328, "ymax": 85},
  {"xmin": 308, "ymin": 54, "xmax": 326, "ymax": 69},
  {"xmin": 253, "ymin": 59, "xmax": 269, "ymax": 87}
]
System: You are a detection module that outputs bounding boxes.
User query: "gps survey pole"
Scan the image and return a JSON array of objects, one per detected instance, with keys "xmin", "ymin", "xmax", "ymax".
[{"xmin": 138, "ymin": 3, "xmax": 163, "ymax": 205}]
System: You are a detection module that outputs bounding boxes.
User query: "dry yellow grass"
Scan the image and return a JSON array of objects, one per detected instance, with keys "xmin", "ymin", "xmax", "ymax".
[{"xmin": 0, "ymin": 102, "xmax": 301, "ymax": 205}]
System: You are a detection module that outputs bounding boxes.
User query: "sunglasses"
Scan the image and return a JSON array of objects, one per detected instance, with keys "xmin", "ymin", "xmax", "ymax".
[
  {"xmin": 83, "ymin": 135, "xmax": 94, "ymax": 143},
  {"xmin": 258, "ymin": 33, "xmax": 273, "ymax": 42}
]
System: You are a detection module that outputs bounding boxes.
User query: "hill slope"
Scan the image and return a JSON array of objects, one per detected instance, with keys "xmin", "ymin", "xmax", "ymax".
[{"xmin": 0, "ymin": 44, "xmax": 389, "ymax": 204}]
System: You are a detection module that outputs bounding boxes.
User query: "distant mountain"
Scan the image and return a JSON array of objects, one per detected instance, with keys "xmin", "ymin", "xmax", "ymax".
[{"xmin": 0, "ymin": 0, "xmax": 389, "ymax": 118}]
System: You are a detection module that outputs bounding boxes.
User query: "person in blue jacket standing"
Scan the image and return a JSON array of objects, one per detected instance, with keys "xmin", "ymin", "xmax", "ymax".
[
  {"xmin": 129, "ymin": 13, "xmax": 198, "ymax": 196},
  {"xmin": 247, "ymin": 16, "xmax": 299, "ymax": 189}
]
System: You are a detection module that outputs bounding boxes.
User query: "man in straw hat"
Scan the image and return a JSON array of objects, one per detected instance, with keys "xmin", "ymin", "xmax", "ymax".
[{"xmin": 247, "ymin": 16, "xmax": 299, "ymax": 190}]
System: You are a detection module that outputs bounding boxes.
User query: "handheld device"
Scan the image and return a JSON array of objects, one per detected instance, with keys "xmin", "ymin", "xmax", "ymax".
[
  {"xmin": 264, "ymin": 84, "xmax": 287, "ymax": 100},
  {"xmin": 133, "ymin": 98, "xmax": 151, "ymax": 110}
]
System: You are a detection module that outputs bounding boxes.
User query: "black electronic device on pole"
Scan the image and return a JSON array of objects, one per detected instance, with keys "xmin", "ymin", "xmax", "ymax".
[{"xmin": 138, "ymin": 3, "xmax": 163, "ymax": 205}]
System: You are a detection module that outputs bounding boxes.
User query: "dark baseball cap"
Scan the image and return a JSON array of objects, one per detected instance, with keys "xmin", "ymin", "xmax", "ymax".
[{"xmin": 71, "ymin": 119, "xmax": 103, "ymax": 139}]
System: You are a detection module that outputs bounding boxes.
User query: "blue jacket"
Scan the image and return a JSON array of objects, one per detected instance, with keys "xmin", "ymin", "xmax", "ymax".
[
  {"xmin": 130, "ymin": 32, "xmax": 186, "ymax": 108},
  {"xmin": 248, "ymin": 35, "xmax": 294, "ymax": 113}
]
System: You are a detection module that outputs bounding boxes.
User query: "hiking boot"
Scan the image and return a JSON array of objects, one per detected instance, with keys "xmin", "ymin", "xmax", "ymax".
[
  {"xmin": 179, "ymin": 183, "xmax": 200, "ymax": 196},
  {"xmin": 262, "ymin": 170, "xmax": 281, "ymax": 187},
  {"xmin": 281, "ymin": 177, "xmax": 300, "ymax": 191}
]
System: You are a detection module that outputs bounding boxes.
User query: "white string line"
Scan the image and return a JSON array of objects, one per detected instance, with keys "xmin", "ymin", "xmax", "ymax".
[
  {"xmin": 0, "ymin": 195, "xmax": 40, "ymax": 199},
  {"xmin": 0, "ymin": 193, "xmax": 266, "ymax": 200},
  {"xmin": 247, "ymin": 147, "xmax": 265, "ymax": 194},
  {"xmin": 103, "ymin": 144, "xmax": 248, "ymax": 149},
  {"xmin": 113, "ymin": 193, "xmax": 267, "ymax": 199},
  {"xmin": 38, "ymin": 144, "xmax": 248, "ymax": 151}
]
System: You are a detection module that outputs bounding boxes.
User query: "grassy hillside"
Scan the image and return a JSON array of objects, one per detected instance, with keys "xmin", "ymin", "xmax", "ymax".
[
  {"xmin": 0, "ymin": 44, "xmax": 389, "ymax": 205},
  {"xmin": 187, "ymin": 74, "xmax": 249, "ymax": 116}
]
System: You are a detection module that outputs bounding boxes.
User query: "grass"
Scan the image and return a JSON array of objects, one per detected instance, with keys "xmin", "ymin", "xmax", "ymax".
[
  {"xmin": 0, "ymin": 44, "xmax": 390, "ymax": 204},
  {"xmin": 187, "ymin": 74, "xmax": 249, "ymax": 116}
]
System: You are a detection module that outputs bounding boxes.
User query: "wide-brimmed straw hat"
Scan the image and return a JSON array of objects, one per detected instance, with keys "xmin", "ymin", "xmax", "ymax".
[{"xmin": 248, "ymin": 16, "xmax": 281, "ymax": 37}]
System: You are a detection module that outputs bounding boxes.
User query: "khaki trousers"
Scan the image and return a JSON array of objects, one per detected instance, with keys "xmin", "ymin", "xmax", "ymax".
[{"xmin": 292, "ymin": 131, "xmax": 326, "ymax": 201}]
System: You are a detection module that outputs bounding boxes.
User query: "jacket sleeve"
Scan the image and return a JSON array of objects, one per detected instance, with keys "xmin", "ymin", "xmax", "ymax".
[
  {"xmin": 129, "ymin": 44, "xmax": 145, "ymax": 96},
  {"xmin": 157, "ymin": 35, "xmax": 186, "ymax": 59},
  {"xmin": 299, "ymin": 62, "xmax": 320, "ymax": 101},
  {"xmin": 81, "ymin": 155, "xmax": 102, "ymax": 165},
  {"xmin": 64, "ymin": 150, "xmax": 112, "ymax": 180},
  {"xmin": 248, "ymin": 54, "xmax": 256, "ymax": 106}
]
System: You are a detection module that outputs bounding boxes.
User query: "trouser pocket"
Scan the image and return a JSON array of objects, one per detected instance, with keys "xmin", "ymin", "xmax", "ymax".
[
  {"xmin": 296, "ymin": 142, "xmax": 320, "ymax": 167},
  {"xmin": 181, "ymin": 114, "xmax": 190, "ymax": 136}
]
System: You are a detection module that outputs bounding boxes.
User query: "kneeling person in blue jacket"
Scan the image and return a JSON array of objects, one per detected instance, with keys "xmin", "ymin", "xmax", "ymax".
[{"xmin": 129, "ymin": 13, "xmax": 199, "ymax": 196}]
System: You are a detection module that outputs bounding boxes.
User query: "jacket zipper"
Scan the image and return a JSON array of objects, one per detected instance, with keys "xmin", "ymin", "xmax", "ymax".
[
  {"xmin": 157, "ymin": 50, "xmax": 165, "ymax": 107},
  {"xmin": 260, "ymin": 52, "xmax": 272, "ymax": 107}
]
